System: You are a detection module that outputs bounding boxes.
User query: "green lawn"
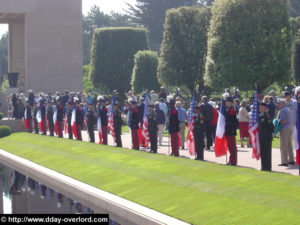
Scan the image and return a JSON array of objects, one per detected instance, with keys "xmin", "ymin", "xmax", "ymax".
[
  {"xmin": 0, "ymin": 133, "xmax": 299, "ymax": 224},
  {"xmin": 122, "ymin": 126, "xmax": 281, "ymax": 148}
]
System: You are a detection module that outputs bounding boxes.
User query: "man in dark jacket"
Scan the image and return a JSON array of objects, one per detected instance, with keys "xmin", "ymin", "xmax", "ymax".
[
  {"xmin": 56, "ymin": 99, "xmax": 64, "ymax": 138},
  {"xmin": 148, "ymin": 104, "xmax": 158, "ymax": 153},
  {"xmin": 47, "ymin": 101, "xmax": 55, "ymax": 136},
  {"xmin": 33, "ymin": 102, "xmax": 39, "ymax": 134},
  {"xmin": 87, "ymin": 103, "xmax": 96, "ymax": 143},
  {"xmin": 129, "ymin": 101, "xmax": 140, "ymax": 150},
  {"xmin": 155, "ymin": 102, "xmax": 165, "ymax": 146},
  {"xmin": 200, "ymin": 96, "xmax": 213, "ymax": 150},
  {"xmin": 113, "ymin": 103, "xmax": 123, "ymax": 147},
  {"xmin": 28, "ymin": 90, "xmax": 35, "ymax": 107},
  {"xmin": 67, "ymin": 101, "xmax": 73, "ymax": 139},
  {"xmin": 194, "ymin": 106, "xmax": 205, "ymax": 160},
  {"xmin": 98, "ymin": 99, "xmax": 108, "ymax": 145},
  {"xmin": 24, "ymin": 99, "xmax": 33, "ymax": 133},
  {"xmin": 168, "ymin": 101, "xmax": 180, "ymax": 156},
  {"xmin": 75, "ymin": 99, "xmax": 83, "ymax": 140}
]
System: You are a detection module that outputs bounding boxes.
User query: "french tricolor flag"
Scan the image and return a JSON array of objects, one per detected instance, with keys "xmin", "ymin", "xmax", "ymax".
[
  {"xmin": 71, "ymin": 107, "xmax": 77, "ymax": 139},
  {"xmin": 36, "ymin": 107, "xmax": 44, "ymax": 133},
  {"xmin": 53, "ymin": 108, "xmax": 59, "ymax": 136},
  {"xmin": 294, "ymin": 92, "xmax": 300, "ymax": 165},
  {"xmin": 97, "ymin": 106, "xmax": 103, "ymax": 144},
  {"xmin": 214, "ymin": 93, "xmax": 228, "ymax": 157}
]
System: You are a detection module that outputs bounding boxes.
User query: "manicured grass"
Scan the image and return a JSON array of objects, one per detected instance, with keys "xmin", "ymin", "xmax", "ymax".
[{"xmin": 0, "ymin": 133, "xmax": 299, "ymax": 224}]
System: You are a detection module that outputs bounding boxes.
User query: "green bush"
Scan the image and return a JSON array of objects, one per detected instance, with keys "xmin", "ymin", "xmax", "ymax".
[
  {"xmin": 89, "ymin": 27, "xmax": 149, "ymax": 96},
  {"xmin": 0, "ymin": 125, "xmax": 11, "ymax": 138},
  {"xmin": 131, "ymin": 50, "xmax": 160, "ymax": 93},
  {"xmin": 0, "ymin": 112, "xmax": 3, "ymax": 120}
]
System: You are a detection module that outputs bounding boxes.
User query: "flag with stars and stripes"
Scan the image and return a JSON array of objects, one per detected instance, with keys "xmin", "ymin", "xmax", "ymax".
[
  {"xmin": 142, "ymin": 94, "xmax": 150, "ymax": 147},
  {"xmin": 249, "ymin": 90, "xmax": 260, "ymax": 160},
  {"xmin": 108, "ymin": 96, "xmax": 116, "ymax": 144}
]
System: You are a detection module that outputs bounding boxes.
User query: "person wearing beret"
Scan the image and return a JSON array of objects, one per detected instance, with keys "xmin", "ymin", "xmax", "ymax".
[
  {"xmin": 193, "ymin": 106, "xmax": 205, "ymax": 160},
  {"xmin": 225, "ymin": 96, "xmax": 238, "ymax": 165},
  {"xmin": 129, "ymin": 101, "xmax": 140, "ymax": 150},
  {"xmin": 168, "ymin": 101, "xmax": 180, "ymax": 156},
  {"xmin": 148, "ymin": 104, "xmax": 158, "ymax": 153},
  {"xmin": 258, "ymin": 102, "xmax": 274, "ymax": 171},
  {"xmin": 47, "ymin": 100, "xmax": 55, "ymax": 136}
]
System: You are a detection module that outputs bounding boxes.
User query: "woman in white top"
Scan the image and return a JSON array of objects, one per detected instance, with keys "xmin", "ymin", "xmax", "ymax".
[{"xmin": 238, "ymin": 100, "xmax": 250, "ymax": 147}]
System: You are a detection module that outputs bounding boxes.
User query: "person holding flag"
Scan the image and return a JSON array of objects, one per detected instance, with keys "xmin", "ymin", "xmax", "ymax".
[
  {"xmin": 37, "ymin": 99, "xmax": 47, "ymax": 135},
  {"xmin": 148, "ymin": 104, "xmax": 158, "ymax": 153},
  {"xmin": 168, "ymin": 100, "xmax": 180, "ymax": 157},
  {"xmin": 193, "ymin": 106, "xmax": 205, "ymax": 160},
  {"xmin": 47, "ymin": 100, "xmax": 55, "ymax": 136},
  {"xmin": 24, "ymin": 99, "xmax": 33, "ymax": 133},
  {"xmin": 129, "ymin": 101, "xmax": 140, "ymax": 150},
  {"xmin": 73, "ymin": 98, "xmax": 83, "ymax": 141},
  {"xmin": 55, "ymin": 99, "xmax": 64, "ymax": 138},
  {"xmin": 99, "ymin": 98, "xmax": 108, "ymax": 145},
  {"xmin": 87, "ymin": 102, "xmax": 96, "ymax": 143},
  {"xmin": 65, "ymin": 101, "xmax": 73, "ymax": 139},
  {"xmin": 258, "ymin": 102, "xmax": 274, "ymax": 171}
]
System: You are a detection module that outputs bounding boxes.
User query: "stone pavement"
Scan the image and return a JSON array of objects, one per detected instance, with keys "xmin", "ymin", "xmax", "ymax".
[{"xmin": 62, "ymin": 130, "xmax": 300, "ymax": 177}]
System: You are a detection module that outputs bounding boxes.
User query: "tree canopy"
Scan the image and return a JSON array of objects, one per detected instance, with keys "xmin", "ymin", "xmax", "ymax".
[
  {"xmin": 294, "ymin": 40, "xmax": 300, "ymax": 82},
  {"xmin": 158, "ymin": 6, "xmax": 211, "ymax": 95},
  {"xmin": 89, "ymin": 27, "xmax": 149, "ymax": 96},
  {"xmin": 205, "ymin": 0, "xmax": 292, "ymax": 91}
]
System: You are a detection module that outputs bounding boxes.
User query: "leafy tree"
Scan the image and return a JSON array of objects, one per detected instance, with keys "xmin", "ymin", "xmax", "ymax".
[
  {"xmin": 294, "ymin": 40, "xmax": 300, "ymax": 82},
  {"xmin": 0, "ymin": 32, "xmax": 8, "ymax": 75},
  {"xmin": 89, "ymin": 27, "xmax": 149, "ymax": 97},
  {"xmin": 291, "ymin": 17, "xmax": 300, "ymax": 40},
  {"xmin": 131, "ymin": 50, "xmax": 160, "ymax": 93},
  {"xmin": 205, "ymin": 0, "xmax": 292, "ymax": 91},
  {"xmin": 158, "ymin": 7, "xmax": 211, "ymax": 95},
  {"xmin": 290, "ymin": 0, "xmax": 300, "ymax": 17},
  {"xmin": 83, "ymin": 6, "xmax": 135, "ymax": 65},
  {"xmin": 126, "ymin": 0, "xmax": 198, "ymax": 51}
]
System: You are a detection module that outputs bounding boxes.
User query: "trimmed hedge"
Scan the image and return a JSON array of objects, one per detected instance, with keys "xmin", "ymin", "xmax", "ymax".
[
  {"xmin": 0, "ymin": 112, "xmax": 3, "ymax": 120},
  {"xmin": 0, "ymin": 125, "xmax": 11, "ymax": 138},
  {"xmin": 89, "ymin": 27, "xmax": 149, "ymax": 96}
]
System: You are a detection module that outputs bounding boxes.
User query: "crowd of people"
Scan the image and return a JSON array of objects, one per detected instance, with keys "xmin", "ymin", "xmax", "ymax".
[{"xmin": 4, "ymin": 86, "xmax": 300, "ymax": 172}]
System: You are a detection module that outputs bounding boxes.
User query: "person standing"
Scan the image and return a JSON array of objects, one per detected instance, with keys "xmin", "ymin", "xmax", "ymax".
[
  {"xmin": 277, "ymin": 99, "xmax": 295, "ymax": 166},
  {"xmin": 148, "ymin": 104, "xmax": 158, "ymax": 153},
  {"xmin": 87, "ymin": 103, "xmax": 96, "ymax": 143},
  {"xmin": 47, "ymin": 100, "xmax": 55, "ymax": 136},
  {"xmin": 75, "ymin": 99, "xmax": 83, "ymax": 141},
  {"xmin": 200, "ymin": 96, "xmax": 213, "ymax": 150},
  {"xmin": 267, "ymin": 96, "xmax": 276, "ymax": 120},
  {"xmin": 33, "ymin": 102, "xmax": 39, "ymax": 134},
  {"xmin": 12, "ymin": 94, "xmax": 18, "ymax": 119},
  {"xmin": 129, "ymin": 101, "xmax": 140, "ymax": 150},
  {"xmin": 176, "ymin": 101, "xmax": 187, "ymax": 150},
  {"xmin": 113, "ymin": 103, "xmax": 123, "ymax": 147},
  {"xmin": 67, "ymin": 101, "xmax": 73, "ymax": 139},
  {"xmin": 193, "ymin": 106, "xmax": 205, "ymax": 160},
  {"xmin": 56, "ymin": 99, "xmax": 64, "ymax": 138},
  {"xmin": 258, "ymin": 103, "xmax": 274, "ymax": 171},
  {"xmin": 40, "ymin": 99, "xmax": 47, "ymax": 135},
  {"xmin": 168, "ymin": 101, "xmax": 180, "ymax": 156},
  {"xmin": 211, "ymin": 104, "xmax": 219, "ymax": 146},
  {"xmin": 155, "ymin": 102, "xmax": 165, "ymax": 146},
  {"xmin": 28, "ymin": 90, "xmax": 35, "ymax": 107},
  {"xmin": 24, "ymin": 99, "xmax": 33, "ymax": 133},
  {"xmin": 98, "ymin": 99, "xmax": 108, "ymax": 145},
  {"xmin": 225, "ymin": 96, "xmax": 238, "ymax": 166},
  {"xmin": 238, "ymin": 100, "xmax": 250, "ymax": 147}
]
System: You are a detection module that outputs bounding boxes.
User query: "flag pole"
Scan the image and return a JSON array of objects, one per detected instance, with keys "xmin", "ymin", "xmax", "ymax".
[{"xmin": 168, "ymin": 133, "xmax": 170, "ymax": 155}]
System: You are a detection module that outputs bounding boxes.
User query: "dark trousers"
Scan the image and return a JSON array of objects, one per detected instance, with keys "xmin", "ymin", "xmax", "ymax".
[
  {"xmin": 102, "ymin": 126, "xmax": 108, "ymax": 145},
  {"xmin": 115, "ymin": 127, "xmax": 122, "ymax": 147},
  {"xmin": 57, "ymin": 121, "xmax": 63, "ymax": 138},
  {"xmin": 211, "ymin": 125, "xmax": 217, "ymax": 144},
  {"xmin": 149, "ymin": 131, "xmax": 157, "ymax": 153},
  {"xmin": 41, "ymin": 120, "xmax": 47, "ymax": 135},
  {"xmin": 131, "ymin": 129, "xmax": 139, "ymax": 150},
  {"xmin": 88, "ymin": 126, "xmax": 95, "ymax": 143},
  {"xmin": 68, "ymin": 123, "xmax": 73, "ymax": 139},
  {"xmin": 194, "ymin": 129, "xmax": 204, "ymax": 160},
  {"xmin": 171, "ymin": 132, "xmax": 179, "ymax": 156},
  {"xmin": 76, "ymin": 125, "xmax": 82, "ymax": 141},
  {"xmin": 48, "ymin": 121, "xmax": 54, "ymax": 136},
  {"xmin": 227, "ymin": 136, "xmax": 237, "ymax": 165},
  {"xmin": 34, "ymin": 119, "xmax": 39, "ymax": 134},
  {"xmin": 27, "ymin": 119, "xmax": 33, "ymax": 133},
  {"xmin": 260, "ymin": 133, "xmax": 272, "ymax": 171},
  {"xmin": 205, "ymin": 121, "xmax": 212, "ymax": 148}
]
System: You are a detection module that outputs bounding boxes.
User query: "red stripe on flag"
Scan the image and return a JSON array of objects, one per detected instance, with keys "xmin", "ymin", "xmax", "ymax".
[{"xmin": 214, "ymin": 135, "xmax": 228, "ymax": 157}]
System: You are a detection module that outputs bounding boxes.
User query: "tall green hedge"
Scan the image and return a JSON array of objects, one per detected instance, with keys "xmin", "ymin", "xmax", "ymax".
[
  {"xmin": 131, "ymin": 50, "xmax": 160, "ymax": 93},
  {"xmin": 89, "ymin": 27, "xmax": 149, "ymax": 96},
  {"xmin": 294, "ymin": 40, "xmax": 300, "ymax": 82},
  {"xmin": 158, "ymin": 7, "xmax": 211, "ymax": 95},
  {"xmin": 205, "ymin": 0, "xmax": 292, "ymax": 91}
]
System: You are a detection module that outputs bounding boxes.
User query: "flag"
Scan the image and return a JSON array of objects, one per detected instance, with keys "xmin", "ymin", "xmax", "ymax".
[
  {"xmin": 71, "ymin": 107, "xmax": 78, "ymax": 139},
  {"xmin": 294, "ymin": 100, "xmax": 300, "ymax": 165},
  {"xmin": 84, "ymin": 105, "xmax": 88, "ymax": 128},
  {"xmin": 249, "ymin": 90, "xmax": 260, "ymax": 160},
  {"xmin": 97, "ymin": 106, "xmax": 103, "ymax": 144},
  {"xmin": 187, "ymin": 92, "xmax": 196, "ymax": 155},
  {"xmin": 24, "ymin": 107, "xmax": 29, "ymax": 129},
  {"xmin": 108, "ymin": 97, "xmax": 116, "ymax": 143},
  {"xmin": 214, "ymin": 93, "xmax": 228, "ymax": 157},
  {"xmin": 53, "ymin": 107, "xmax": 59, "ymax": 136},
  {"xmin": 64, "ymin": 107, "xmax": 68, "ymax": 134},
  {"xmin": 36, "ymin": 107, "xmax": 44, "ymax": 133},
  {"xmin": 142, "ymin": 94, "xmax": 150, "ymax": 147}
]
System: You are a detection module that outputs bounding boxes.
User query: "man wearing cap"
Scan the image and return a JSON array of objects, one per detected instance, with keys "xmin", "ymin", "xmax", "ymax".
[
  {"xmin": 168, "ymin": 100, "xmax": 180, "ymax": 156},
  {"xmin": 33, "ymin": 102, "xmax": 39, "ymax": 134},
  {"xmin": 277, "ymin": 98, "xmax": 294, "ymax": 166},
  {"xmin": 129, "ymin": 101, "xmax": 140, "ymax": 150},
  {"xmin": 24, "ymin": 99, "xmax": 33, "ymax": 133},
  {"xmin": 56, "ymin": 99, "xmax": 64, "ymax": 138},
  {"xmin": 47, "ymin": 100, "xmax": 55, "ymax": 136},
  {"xmin": 225, "ymin": 96, "xmax": 238, "ymax": 165},
  {"xmin": 98, "ymin": 98, "xmax": 108, "ymax": 145},
  {"xmin": 148, "ymin": 104, "xmax": 158, "ymax": 153},
  {"xmin": 113, "ymin": 103, "xmax": 123, "ymax": 147},
  {"xmin": 193, "ymin": 106, "xmax": 205, "ymax": 160},
  {"xmin": 258, "ymin": 103, "xmax": 274, "ymax": 171},
  {"xmin": 87, "ymin": 103, "xmax": 96, "ymax": 143}
]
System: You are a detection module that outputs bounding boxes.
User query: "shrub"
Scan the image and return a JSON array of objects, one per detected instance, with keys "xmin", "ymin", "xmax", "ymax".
[
  {"xmin": 0, "ymin": 112, "xmax": 3, "ymax": 120},
  {"xmin": 0, "ymin": 125, "xmax": 11, "ymax": 138}
]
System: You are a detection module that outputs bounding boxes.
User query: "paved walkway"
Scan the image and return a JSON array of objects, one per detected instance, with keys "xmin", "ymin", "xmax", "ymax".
[{"xmin": 62, "ymin": 130, "xmax": 300, "ymax": 176}]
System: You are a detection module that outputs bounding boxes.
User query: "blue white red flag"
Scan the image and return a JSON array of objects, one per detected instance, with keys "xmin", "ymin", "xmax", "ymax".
[
  {"xmin": 142, "ymin": 95, "xmax": 150, "ymax": 147},
  {"xmin": 293, "ymin": 98, "xmax": 300, "ymax": 165},
  {"xmin": 214, "ymin": 93, "xmax": 228, "ymax": 157},
  {"xmin": 187, "ymin": 92, "xmax": 196, "ymax": 155},
  {"xmin": 97, "ymin": 106, "xmax": 103, "ymax": 144},
  {"xmin": 249, "ymin": 90, "xmax": 260, "ymax": 160},
  {"xmin": 71, "ymin": 106, "xmax": 78, "ymax": 139}
]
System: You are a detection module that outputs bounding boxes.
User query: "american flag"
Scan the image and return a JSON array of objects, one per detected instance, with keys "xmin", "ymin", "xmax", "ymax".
[
  {"xmin": 187, "ymin": 92, "xmax": 196, "ymax": 155},
  {"xmin": 249, "ymin": 90, "xmax": 260, "ymax": 160},
  {"xmin": 108, "ymin": 96, "xmax": 116, "ymax": 143},
  {"xmin": 142, "ymin": 94, "xmax": 150, "ymax": 147}
]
